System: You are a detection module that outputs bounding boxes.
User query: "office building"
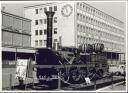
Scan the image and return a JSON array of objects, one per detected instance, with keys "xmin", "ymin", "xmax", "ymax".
[
  {"xmin": 24, "ymin": 2, "xmax": 125, "ymax": 65},
  {"xmin": 2, "ymin": 11, "xmax": 35, "ymax": 67}
]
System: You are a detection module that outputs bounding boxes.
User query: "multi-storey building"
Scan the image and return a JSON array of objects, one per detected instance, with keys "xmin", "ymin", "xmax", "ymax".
[
  {"xmin": 24, "ymin": 2, "xmax": 125, "ymax": 65},
  {"xmin": 2, "ymin": 11, "xmax": 35, "ymax": 67}
]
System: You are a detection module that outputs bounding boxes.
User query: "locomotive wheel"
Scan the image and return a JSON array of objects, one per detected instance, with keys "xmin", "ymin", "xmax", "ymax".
[
  {"xmin": 97, "ymin": 69, "xmax": 103, "ymax": 79},
  {"xmin": 72, "ymin": 70, "xmax": 81, "ymax": 81},
  {"xmin": 69, "ymin": 68, "xmax": 84, "ymax": 84},
  {"xmin": 60, "ymin": 71, "xmax": 69, "ymax": 82}
]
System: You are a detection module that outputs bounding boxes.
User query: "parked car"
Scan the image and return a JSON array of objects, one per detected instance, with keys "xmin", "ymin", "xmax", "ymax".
[{"xmin": 109, "ymin": 64, "xmax": 125, "ymax": 76}]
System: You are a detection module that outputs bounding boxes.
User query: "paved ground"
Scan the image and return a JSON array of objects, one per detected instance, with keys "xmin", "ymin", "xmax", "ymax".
[
  {"xmin": 2, "ymin": 67, "xmax": 38, "ymax": 90},
  {"xmin": 97, "ymin": 82, "xmax": 126, "ymax": 91},
  {"xmin": 2, "ymin": 67, "xmax": 126, "ymax": 91}
]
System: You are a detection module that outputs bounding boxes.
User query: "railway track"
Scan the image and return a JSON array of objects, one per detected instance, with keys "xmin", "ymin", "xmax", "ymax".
[
  {"xmin": 12, "ymin": 76, "xmax": 125, "ymax": 90},
  {"xmin": 62, "ymin": 76, "xmax": 125, "ymax": 90}
]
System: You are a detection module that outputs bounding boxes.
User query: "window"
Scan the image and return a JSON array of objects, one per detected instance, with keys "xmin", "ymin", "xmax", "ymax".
[
  {"xmin": 35, "ymin": 20, "xmax": 38, "ymax": 25},
  {"xmin": 39, "ymin": 40, "xmax": 42, "ymax": 46},
  {"xmin": 54, "ymin": 17, "xmax": 57, "ymax": 23},
  {"xmin": 39, "ymin": 8, "xmax": 43, "ymax": 13},
  {"xmin": 39, "ymin": 19, "xmax": 43, "ymax": 24},
  {"xmin": 54, "ymin": 39, "xmax": 57, "ymax": 42},
  {"xmin": 77, "ymin": 24, "xmax": 80, "ymax": 31},
  {"xmin": 54, "ymin": 28, "xmax": 57, "ymax": 34},
  {"xmin": 35, "ymin": 30, "xmax": 38, "ymax": 35},
  {"xmin": 44, "ymin": 7, "xmax": 47, "ymax": 12},
  {"xmin": 44, "ymin": 29, "xmax": 47, "ymax": 35},
  {"xmin": 54, "ymin": 6, "xmax": 57, "ymax": 11},
  {"xmin": 35, "ymin": 9, "xmax": 38, "ymax": 14},
  {"xmin": 35, "ymin": 40, "xmax": 38, "ymax": 46},
  {"xmin": 49, "ymin": 7, "xmax": 52, "ymax": 11},
  {"xmin": 40, "ymin": 30, "xmax": 42, "ymax": 35},
  {"xmin": 44, "ymin": 19, "xmax": 47, "ymax": 24},
  {"xmin": 44, "ymin": 40, "xmax": 47, "ymax": 45}
]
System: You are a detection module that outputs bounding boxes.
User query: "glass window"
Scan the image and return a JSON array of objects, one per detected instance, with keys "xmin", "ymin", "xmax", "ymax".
[
  {"xmin": 44, "ymin": 19, "xmax": 47, "ymax": 24},
  {"xmin": 39, "ymin": 40, "xmax": 42, "ymax": 46},
  {"xmin": 39, "ymin": 8, "xmax": 43, "ymax": 13},
  {"xmin": 54, "ymin": 6, "xmax": 57, "ymax": 11},
  {"xmin": 77, "ymin": 13, "xmax": 79, "ymax": 20},
  {"xmin": 39, "ymin": 19, "xmax": 43, "ymax": 24},
  {"xmin": 40, "ymin": 30, "xmax": 42, "ymax": 35},
  {"xmin": 77, "ymin": 24, "xmax": 79, "ymax": 31},
  {"xmin": 35, "ymin": 9, "xmax": 38, "ymax": 14},
  {"xmin": 35, "ymin": 40, "xmax": 38, "ymax": 46},
  {"xmin": 54, "ymin": 39, "xmax": 57, "ymax": 42},
  {"xmin": 35, "ymin": 20, "xmax": 38, "ymax": 25},
  {"xmin": 54, "ymin": 17, "xmax": 57, "ymax": 23},
  {"xmin": 49, "ymin": 7, "xmax": 52, "ymax": 11},
  {"xmin": 44, "ymin": 7, "xmax": 47, "ymax": 12},
  {"xmin": 35, "ymin": 30, "xmax": 38, "ymax": 35},
  {"xmin": 44, "ymin": 29, "xmax": 47, "ymax": 35},
  {"xmin": 54, "ymin": 28, "xmax": 57, "ymax": 34},
  {"xmin": 44, "ymin": 40, "xmax": 47, "ymax": 45}
]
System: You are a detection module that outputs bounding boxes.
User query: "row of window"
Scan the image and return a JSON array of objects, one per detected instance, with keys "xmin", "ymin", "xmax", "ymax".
[
  {"xmin": 2, "ymin": 14, "xmax": 31, "ymax": 34},
  {"xmin": 35, "ymin": 17, "xmax": 57, "ymax": 25},
  {"xmin": 2, "ymin": 31, "xmax": 31, "ymax": 47},
  {"xmin": 77, "ymin": 2, "xmax": 124, "ymax": 28},
  {"xmin": 35, "ymin": 38, "xmax": 58, "ymax": 46},
  {"xmin": 35, "ymin": 6, "xmax": 57, "ymax": 14},
  {"xmin": 77, "ymin": 36, "xmax": 124, "ymax": 50},
  {"xmin": 77, "ymin": 24, "xmax": 124, "ymax": 43},
  {"xmin": 35, "ymin": 28, "xmax": 57, "ymax": 35},
  {"xmin": 35, "ymin": 29, "xmax": 46, "ymax": 35},
  {"xmin": 35, "ymin": 40, "xmax": 46, "ymax": 46},
  {"xmin": 77, "ymin": 13, "xmax": 124, "ymax": 35}
]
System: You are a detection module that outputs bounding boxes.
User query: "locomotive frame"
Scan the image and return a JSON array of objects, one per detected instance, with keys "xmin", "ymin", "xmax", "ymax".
[{"xmin": 34, "ymin": 11, "xmax": 109, "ymax": 85}]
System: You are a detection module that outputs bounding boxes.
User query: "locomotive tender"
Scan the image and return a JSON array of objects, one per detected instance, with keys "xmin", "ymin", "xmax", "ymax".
[{"xmin": 35, "ymin": 11, "xmax": 108, "ymax": 84}]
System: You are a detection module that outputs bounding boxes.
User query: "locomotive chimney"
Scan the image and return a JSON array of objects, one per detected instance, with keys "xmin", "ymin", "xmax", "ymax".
[{"xmin": 45, "ymin": 11, "xmax": 55, "ymax": 49}]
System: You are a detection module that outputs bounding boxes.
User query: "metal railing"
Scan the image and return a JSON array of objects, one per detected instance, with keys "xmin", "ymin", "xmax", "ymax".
[{"xmin": 2, "ymin": 65, "xmax": 126, "ymax": 90}]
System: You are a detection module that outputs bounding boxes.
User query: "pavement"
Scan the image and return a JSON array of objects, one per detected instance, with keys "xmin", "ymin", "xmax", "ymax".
[
  {"xmin": 97, "ymin": 81, "xmax": 126, "ymax": 91},
  {"xmin": 2, "ymin": 67, "xmax": 126, "ymax": 91},
  {"xmin": 2, "ymin": 67, "xmax": 38, "ymax": 90}
]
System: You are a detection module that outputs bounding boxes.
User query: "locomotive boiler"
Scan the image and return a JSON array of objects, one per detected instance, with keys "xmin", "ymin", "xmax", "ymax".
[{"xmin": 35, "ymin": 11, "xmax": 108, "ymax": 84}]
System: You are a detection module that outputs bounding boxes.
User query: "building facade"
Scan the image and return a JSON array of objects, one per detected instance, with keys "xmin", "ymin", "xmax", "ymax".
[
  {"xmin": 2, "ymin": 11, "xmax": 35, "ymax": 67},
  {"xmin": 24, "ymin": 2, "xmax": 125, "ymax": 65}
]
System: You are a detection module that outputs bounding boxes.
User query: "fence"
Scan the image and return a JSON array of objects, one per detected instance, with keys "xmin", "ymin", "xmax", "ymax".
[{"xmin": 2, "ymin": 65, "xmax": 126, "ymax": 90}]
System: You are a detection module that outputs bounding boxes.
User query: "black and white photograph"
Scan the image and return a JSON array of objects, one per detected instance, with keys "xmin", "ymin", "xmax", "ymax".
[{"xmin": 1, "ymin": 0, "xmax": 127, "ymax": 92}]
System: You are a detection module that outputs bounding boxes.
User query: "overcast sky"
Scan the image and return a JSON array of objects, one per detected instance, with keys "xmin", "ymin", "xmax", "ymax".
[{"xmin": 1, "ymin": 1, "xmax": 126, "ymax": 22}]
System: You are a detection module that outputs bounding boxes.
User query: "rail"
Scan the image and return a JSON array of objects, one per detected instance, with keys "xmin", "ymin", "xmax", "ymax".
[
  {"xmin": 33, "ymin": 63, "xmax": 108, "ymax": 69},
  {"xmin": 2, "ymin": 66, "xmax": 125, "ymax": 90},
  {"xmin": 2, "ymin": 73, "xmax": 125, "ymax": 90}
]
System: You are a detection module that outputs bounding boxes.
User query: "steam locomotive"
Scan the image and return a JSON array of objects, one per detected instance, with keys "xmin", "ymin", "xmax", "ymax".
[{"xmin": 35, "ymin": 11, "xmax": 108, "ymax": 84}]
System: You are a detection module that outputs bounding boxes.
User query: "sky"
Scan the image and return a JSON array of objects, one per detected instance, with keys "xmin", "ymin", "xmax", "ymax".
[{"xmin": 1, "ymin": 1, "xmax": 126, "ymax": 22}]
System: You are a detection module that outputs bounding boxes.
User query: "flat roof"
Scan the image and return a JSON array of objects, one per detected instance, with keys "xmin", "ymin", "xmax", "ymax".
[
  {"xmin": 2, "ymin": 11, "xmax": 31, "ymax": 21},
  {"xmin": 24, "ymin": 2, "xmax": 124, "ymax": 24},
  {"xmin": 24, "ymin": 2, "xmax": 59, "ymax": 9},
  {"xmin": 84, "ymin": 2, "xmax": 124, "ymax": 24}
]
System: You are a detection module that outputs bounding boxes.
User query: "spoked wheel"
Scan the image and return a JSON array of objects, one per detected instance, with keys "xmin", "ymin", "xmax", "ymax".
[
  {"xmin": 69, "ymin": 67, "xmax": 84, "ymax": 84},
  {"xmin": 97, "ymin": 69, "xmax": 104, "ymax": 79},
  {"xmin": 71, "ymin": 69, "xmax": 81, "ymax": 81},
  {"xmin": 60, "ymin": 69, "xmax": 69, "ymax": 82},
  {"xmin": 88, "ymin": 69, "xmax": 103, "ymax": 81}
]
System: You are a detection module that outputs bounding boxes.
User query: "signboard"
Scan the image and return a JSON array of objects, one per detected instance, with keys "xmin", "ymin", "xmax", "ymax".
[
  {"xmin": 15, "ymin": 59, "xmax": 28, "ymax": 80},
  {"xmin": 85, "ymin": 77, "xmax": 91, "ymax": 85}
]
